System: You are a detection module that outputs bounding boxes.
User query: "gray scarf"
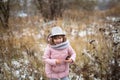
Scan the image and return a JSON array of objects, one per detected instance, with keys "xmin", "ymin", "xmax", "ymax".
[{"xmin": 51, "ymin": 40, "xmax": 69, "ymax": 50}]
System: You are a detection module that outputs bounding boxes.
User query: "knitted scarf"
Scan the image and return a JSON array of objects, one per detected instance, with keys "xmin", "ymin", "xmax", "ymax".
[{"xmin": 51, "ymin": 40, "xmax": 69, "ymax": 50}]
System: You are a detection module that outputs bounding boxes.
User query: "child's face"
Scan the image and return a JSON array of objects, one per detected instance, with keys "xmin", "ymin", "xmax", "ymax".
[{"xmin": 53, "ymin": 35, "xmax": 63, "ymax": 44}]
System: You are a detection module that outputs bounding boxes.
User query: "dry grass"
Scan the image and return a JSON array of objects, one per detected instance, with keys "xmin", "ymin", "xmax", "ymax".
[{"xmin": 0, "ymin": 4, "xmax": 119, "ymax": 79}]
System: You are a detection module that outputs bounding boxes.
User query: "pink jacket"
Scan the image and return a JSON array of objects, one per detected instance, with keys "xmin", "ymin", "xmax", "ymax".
[{"xmin": 43, "ymin": 44, "xmax": 76, "ymax": 79}]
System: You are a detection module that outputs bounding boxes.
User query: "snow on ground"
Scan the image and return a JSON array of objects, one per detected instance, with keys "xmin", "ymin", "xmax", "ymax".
[
  {"xmin": 1, "ymin": 16, "xmax": 120, "ymax": 80},
  {"xmin": 17, "ymin": 11, "xmax": 28, "ymax": 17}
]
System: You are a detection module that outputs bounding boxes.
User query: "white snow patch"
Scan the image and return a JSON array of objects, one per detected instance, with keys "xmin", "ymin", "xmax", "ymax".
[
  {"xmin": 78, "ymin": 29, "xmax": 95, "ymax": 37},
  {"xmin": 78, "ymin": 31, "xmax": 87, "ymax": 37},
  {"xmin": 17, "ymin": 11, "xmax": 27, "ymax": 17},
  {"xmin": 12, "ymin": 60, "xmax": 21, "ymax": 68},
  {"xmin": 13, "ymin": 70, "xmax": 20, "ymax": 78}
]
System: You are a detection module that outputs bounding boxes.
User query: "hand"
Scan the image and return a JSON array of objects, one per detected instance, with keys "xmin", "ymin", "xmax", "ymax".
[
  {"xmin": 56, "ymin": 59, "xmax": 62, "ymax": 64},
  {"xmin": 64, "ymin": 58, "xmax": 73, "ymax": 63},
  {"xmin": 66, "ymin": 56, "xmax": 71, "ymax": 60}
]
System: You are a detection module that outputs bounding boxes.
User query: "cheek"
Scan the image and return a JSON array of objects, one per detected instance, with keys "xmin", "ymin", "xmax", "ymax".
[
  {"xmin": 60, "ymin": 38, "xmax": 63, "ymax": 41},
  {"xmin": 61, "ymin": 39, "xmax": 63, "ymax": 41},
  {"xmin": 59, "ymin": 39, "xmax": 63, "ymax": 42}
]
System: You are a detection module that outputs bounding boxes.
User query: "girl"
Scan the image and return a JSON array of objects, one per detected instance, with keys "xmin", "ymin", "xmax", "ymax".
[{"xmin": 43, "ymin": 26, "xmax": 76, "ymax": 80}]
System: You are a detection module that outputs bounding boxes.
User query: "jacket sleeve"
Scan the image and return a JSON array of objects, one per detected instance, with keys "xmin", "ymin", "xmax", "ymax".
[
  {"xmin": 68, "ymin": 45, "xmax": 76, "ymax": 62},
  {"xmin": 42, "ymin": 45, "xmax": 56, "ymax": 66}
]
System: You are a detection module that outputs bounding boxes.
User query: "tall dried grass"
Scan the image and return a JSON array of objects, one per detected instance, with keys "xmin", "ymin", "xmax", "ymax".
[{"xmin": 0, "ymin": 4, "xmax": 120, "ymax": 79}]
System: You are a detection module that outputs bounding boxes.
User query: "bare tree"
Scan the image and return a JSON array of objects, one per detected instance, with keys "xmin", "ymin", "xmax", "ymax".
[
  {"xmin": 0, "ymin": 0, "xmax": 10, "ymax": 28},
  {"xmin": 35, "ymin": 0, "xmax": 64, "ymax": 21}
]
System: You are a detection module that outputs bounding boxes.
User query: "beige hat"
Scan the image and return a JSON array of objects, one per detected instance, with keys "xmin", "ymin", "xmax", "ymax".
[{"xmin": 50, "ymin": 26, "xmax": 65, "ymax": 37}]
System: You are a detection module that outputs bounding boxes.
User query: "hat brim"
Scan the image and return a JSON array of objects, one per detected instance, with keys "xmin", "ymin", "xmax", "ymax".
[{"xmin": 50, "ymin": 33, "xmax": 65, "ymax": 37}]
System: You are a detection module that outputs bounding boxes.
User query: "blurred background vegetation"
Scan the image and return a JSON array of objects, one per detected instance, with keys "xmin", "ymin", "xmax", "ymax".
[{"xmin": 0, "ymin": 0, "xmax": 120, "ymax": 80}]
